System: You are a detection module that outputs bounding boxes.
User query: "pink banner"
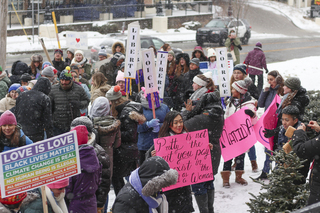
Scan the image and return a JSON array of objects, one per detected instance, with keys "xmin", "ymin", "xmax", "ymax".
[
  {"xmin": 154, "ymin": 129, "xmax": 213, "ymax": 191},
  {"xmin": 253, "ymin": 95, "xmax": 281, "ymax": 150},
  {"xmin": 219, "ymin": 107, "xmax": 257, "ymax": 162}
]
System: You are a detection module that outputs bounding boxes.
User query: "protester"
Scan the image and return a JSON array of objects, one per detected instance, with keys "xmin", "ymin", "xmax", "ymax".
[
  {"xmin": 41, "ymin": 66, "xmax": 58, "ymax": 85},
  {"xmin": 20, "ymin": 73, "xmax": 32, "ymax": 86},
  {"xmin": 66, "ymin": 125, "xmax": 102, "ymax": 212},
  {"xmin": 70, "ymin": 64, "xmax": 90, "ymax": 89},
  {"xmin": 90, "ymin": 72, "xmax": 111, "ymax": 103},
  {"xmin": 115, "ymin": 70, "xmax": 126, "ymax": 96},
  {"xmin": 244, "ymin": 42, "xmax": 268, "ymax": 95},
  {"xmin": 0, "ymin": 83, "xmax": 20, "ymax": 112},
  {"xmin": 65, "ymin": 48, "xmax": 75, "ymax": 66},
  {"xmin": 0, "ymin": 66, "xmax": 11, "ymax": 100},
  {"xmin": 99, "ymin": 53, "xmax": 125, "ymax": 85},
  {"xmin": 71, "ymin": 50, "xmax": 92, "ymax": 80},
  {"xmin": 112, "ymin": 156, "xmax": 178, "ymax": 213},
  {"xmin": 52, "ymin": 49, "xmax": 67, "ymax": 74},
  {"xmin": 10, "ymin": 60, "xmax": 29, "ymax": 84},
  {"xmin": 225, "ymin": 29, "xmax": 242, "ymax": 65},
  {"xmin": 0, "ymin": 110, "xmax": 33, "ymax": 152},
  {"xmin": 207, "ymin": 48, "xmax": 217, "ymax": 69},
  {"xmin": 71, "ymin": 70, "xmax": 91, "ymax": 116},
  {"xmin": 160, "ymin": 43, "xmax": 172, "ymax": 51},
  {"xmin": 0, "ymin": 192, "xmax": 29, "ymax": 213},
  {"xmin": 28, "ymin": 54, "xmax": 43, "ymax": 79},
  {"xmin": 183, "ymin": 58, "xmax": 202, "ymax": 101},
  {"xmin": 98, "ymin": 47, "xmax": 109, "ymax": 61},
  {"xmin": 112, "ymin": 42, "xmax": 125, "ymax": 55},
  {"xmin": 166, "ymin": 50, "xmax": 176, "ymax": 86},
  {"xmin": 192, "ymin": 46, "xmax": 207, "ymax": 61}
]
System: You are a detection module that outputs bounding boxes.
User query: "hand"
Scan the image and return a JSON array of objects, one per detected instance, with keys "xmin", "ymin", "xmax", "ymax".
[
  {"xmin": 69, "ymin": 101, "xmax": 81, "ymax": 109},
  {"xmin": 263, "ymin": 128, "xmax": 277, "ymax": 138},
  {"xmin": 209, "ymin": 143, "xmax": 213, "ymax": 150},
  {"xmin": 297, "ymin": 123, "xmax": 306, "ymax": 131},
  {"xmin": 151, "ymin": 150, "xmax": 157, "ymax": 157},
  {"xmin": 308, "ymin": 121, "xmax": 320, "ymax": 132},
  {"xmin": 152, "ymin": 125, "xmax": 160, "ymax": 133},
  {"xmin": 265, "ymin": 69, "xmax": 269, "ymax": 74},
  {"xmin": 184, "ymin": 99, "xmax": 193, "ymax": 111},
  {"xmin": 264, "ymin": 87, "xmax": 269, "ymax": 92},
  {"xmin": 146, "ymin": 119, "xmax": 160, "ymax": 128},
  {"xmin": 244, "ymin": 109, "xmax": 255, "ymax": 118}
]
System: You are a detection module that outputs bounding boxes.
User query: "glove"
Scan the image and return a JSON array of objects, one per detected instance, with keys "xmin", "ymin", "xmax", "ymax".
[
  {"xmin": 146, "ymin": 119, "xmax": 160, "ymax": 128},
  {"xmin": 152, "ymin": 125, "xmax": 160, "ymax": 133},
  {"xmin": 238, "ymin": 45, "xmax": 242, "ymax": 51},
  {"xmin": 265, "ymin": 69, "xmax": 269, "ymax": 74},
  {"xmin": 263, "ymin": 128, "xmax": 279, "ymax": 138},
  {"xmin": 244, "ymin": 109, "xmax": 255, "ymax": 118},
  {"xmin": 69, "ymin": 101, "xmax": 81, "ymax": 109}
]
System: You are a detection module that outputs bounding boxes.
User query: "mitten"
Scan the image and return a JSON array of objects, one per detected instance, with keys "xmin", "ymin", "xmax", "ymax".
[
  {"xmin": 244, "ymin": 109, "xmax": 255, "ymax": 118},
  {"xmin": 152, "ymin": 125, "xmax": 160, "ymax": 133},
  {"xmin": 146, "ymin": 119, "xmax": 160, "ymax": 128},
  {"xmin": 263, "ymin": 127, "xmax": 280, "ymax": 138}
]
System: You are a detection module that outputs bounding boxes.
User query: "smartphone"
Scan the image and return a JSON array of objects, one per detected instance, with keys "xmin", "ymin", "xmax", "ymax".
[{"xmin": 231, "ymin": 32, "xmax": 236, "ymax": 37}]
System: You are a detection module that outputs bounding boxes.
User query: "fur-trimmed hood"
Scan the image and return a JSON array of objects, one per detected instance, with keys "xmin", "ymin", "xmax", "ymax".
[
  {"xmin": 129, "ymin": 111, "xmax": 146, "ymax": 124},
  {"xmin": 99, "ymin": 84, "xmax": 111, "ymax": 93},
  {"xmin": 94, "ymin": 116, "xmax": 121, "ymax": 135},
  {"xmin": 112, "ymin": 41, "xmax": 125, "ymax": 55}
]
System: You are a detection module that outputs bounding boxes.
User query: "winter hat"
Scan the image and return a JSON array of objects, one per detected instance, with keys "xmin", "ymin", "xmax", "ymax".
[
  {"xmin": 0, "ymin": 192, "xmax": 27, "ymax": 205},
  {"xmin": 168, "ymin": 50, "xmax": 175, "ymax": 57},
  {"xmin": 193, "ymin": 75, "xmax": 208, "ymax": 87},
  {"xmin": 232, "ymin": 77, "xmax": 252, "ymax": 94},
  {"xmin": 59, "ymin": 68, "xmax": 73, "ymax": 80},
  {"xmin": 193, "ymin": 46, "xmax": 204, "ymax": 53},
  {"xmin": 106, "ymin": 85, "xmax": 122, "ymax": 101},
  {"xmin": 119, "ymin": 62, "xmax": 125, "ymax": 70},
  {"xmin": 98, "ymin": 47, "xmax": 108, "ymax": 57},
  {"xmin": 47, "ymin": 178, "xmax": 69, "ymax": 189},
  {"xmin": 70, "ymin": 116, "xmax": 94, "ymax": 134},
  {"xmin": 16, "ymin": 86, "xmax": 31, "ymax": 95},
  {"xmin": 8, "ymin": 83, "xmax": 21, "ymax": 93},
  {"xmin": 30, "ymin": 54, "xmax": 43, "ymax": 62},
  {"xmin": 207, "ymin": 48, "xmax": 216, "ymax": 58},
  {"xmin": 256, "ymin": 42, "xmax": 262, "ymax": 48},
  {"xmin": 13, "ymin": 61, "xmax": 28, "ymax": 76},
  {"xmin": 42, "ymin": 61, "xmax": 52, "ymax": 70},
  {"xmin": 67, "ymin": 48, "xmax": 75, "ymax": 55},
  {"xmin": 116, "ymin": 70, "xmax": 125, "ymax": 83},
  {"xmin": 20, "ymin": 73, "xmax": 32, "ymax": 82},
  {"xmin": 89, "ymin": 97, "xmax": 111, "ymax": 118},
  {"xmin": 137, "ymin": 87, "xmax": 151, "ymax": 109},
  {"xmin": 284, "ymin": 77, "xmax": 301, "ymax": 91},
  {"xmin": 0, "ymin": 110, "xmax": 17, "ymax": 126},
  {"xmin": 71, "ymin": 125, "xmax": 88, "ymax": 146},
  {"xmin": 54, "ymin": 49, "xmax": 63, "ymax": 56},
  {"xmin": 282, "ymin": 105, "xmax": 300, "ymax": 116},
  {"xmin": 203, "ymin": 71, "xmax": 213, "ymax": 80},
  {"xmin": 233, "ymin": 64, "xmax": 247, "ymax": 75},
  {"xmin": 74, "ymin": 50, "xmax": 84, "ymax": 56},
  {"xmin": 190, "ymin": 58, "xmax": 200, "ymax": 67},
  {"xmin": 41, "ymin": 66, "xmax": 55, "ymax": 77}
]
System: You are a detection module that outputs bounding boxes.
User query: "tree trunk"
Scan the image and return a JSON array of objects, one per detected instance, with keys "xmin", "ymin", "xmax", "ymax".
[{"xmin": 0, "ymin": 0, "xmax": 8, "ymax": 71}]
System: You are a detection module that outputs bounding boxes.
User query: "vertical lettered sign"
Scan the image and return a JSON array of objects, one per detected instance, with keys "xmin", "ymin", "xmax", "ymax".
[
  {"xmin": 142, "ymin": 49, "xmax": 157, "ymax": 94},
  {"xmin": 156, "ymin": 51, "xmax": 168, "ymax": 99},
  {"xmin": 216, "ymin": 47, "xmax": 230, "ymax": 97},
  {"xmin": 124, "ymin": 21, "xmax": 140, "ymax": 79}
]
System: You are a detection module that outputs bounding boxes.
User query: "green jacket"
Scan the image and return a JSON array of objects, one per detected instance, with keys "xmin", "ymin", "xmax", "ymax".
[
  {"xmin": 225, "ymin": 37, "xmax": 241, "ymax": 65},
  {"xmin": 0, "ymin": 72, "xmax": 11, "ymax": 100},
  {"xmin": 82, "ymin": 63, "xmax": 92, "ymax": 80}
]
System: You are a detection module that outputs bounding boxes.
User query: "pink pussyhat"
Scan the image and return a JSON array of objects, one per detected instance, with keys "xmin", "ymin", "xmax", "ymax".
[
  {"xmin": 0, "ymin": 111, "xmax": 17, "ymax": 126},
  {"xmin": 47, "ymin": 178, "xmax": 69, "ymax": 189}
]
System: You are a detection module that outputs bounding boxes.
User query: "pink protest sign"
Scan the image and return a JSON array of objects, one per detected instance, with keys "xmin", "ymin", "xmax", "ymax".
[
  {"xmin": 154, "ymin": 129, "xmax": 213, "ymax": 191},
  {"xmin": 219, "ymin": 107, "xmax": 257, "ymax": 162},
  {"xmin": 253, "ymin": 95, "xmax": 281, "ymax": 150}
]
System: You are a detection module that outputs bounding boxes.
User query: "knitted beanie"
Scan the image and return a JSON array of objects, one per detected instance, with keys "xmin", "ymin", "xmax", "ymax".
[
  {"xmin": 116, "ymin": 70, "xmax": 125, "ymax": 83},
  {"xmin": 98, "ymin": 47, "xmax": 108, "ymax": 57},
  {"xmin": 67, "ymin": 48, "xmax": 75, "ymax": 55},
  {"xmin": 190, "ymin": 58, "xmax": 200, "ymax": 67},
  {"xmin": 59, "ymin": 68, "xmax": 73, "ymax": 81},
  {"xmin": 168, "ymin": 50, "xmax": 175, "ymax": 57},
  {"xmin": 41, "ymin": 66, "xmax": 55, "ymax": 77},
  {"xmin": 70, "ymin": 116, "xmax": 94, "ymax": 134},
  {"xmin": 47, "ymin": 178, "xmax": 69, "ymax": 189},
  {"xmin": 106, "ymin": 85, "xmax": 122, "ymax": 101},
  {"xmin": 54, "ymin": 49, "xmax": 63, "ymax": 56},
  {"xmin": 71, "ymin": 125, "xmax": 88, "ymax": 146},
  {"xmin": 256, "ymin": 42, "xmax": 262, "ymax": 48},
  {"xmin": 0, "ymin": 110, "xmax": 17, "ymax": 126},
  {"xmin": 119, "ymin": 62, "xmax": 125, "ymax": 70},
  {"xmin": 0, "ymin": 192, "xmax": 27, "ymax": 205},
  {"xmin": 233, "ymin": 64, "xmax": 247, "ymax": 75},
  {"xmin": 284, "ymin": 77, "xmax": 301, "ymax": 91},
  {"xmin": 16, "ymin": 86, "xmax": 31, "ymax": 95},
  {"xmin": 232, "ymin": 78, "xmax": 252, "ymax": 94},
  {"xmin": 8, "ymin": 83, "xmax": 21, "ymax": 93},
  {"xmin": 74, "ymin": 50, "xmax": 84, "ymax": 56},
  {"xmin": 42, "ymin": 61, "xmax": 52, "ymax": 70}
]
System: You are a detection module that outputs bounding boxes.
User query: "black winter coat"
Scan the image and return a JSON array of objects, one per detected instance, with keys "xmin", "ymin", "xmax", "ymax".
[
  {"xmin": 10, "ymin": 60, "xmax": 29, "ymax": 84},
  {"xmin": 183, "ymin": 68, "xmax": 202, "ymax": 98},
  {"xmin": 51, "ymin": 59, "xmax": 67, "ymax": 73},
  {"xmin": 49, "ymin": 82, "xmax": 90, "ymax": 132},
  {"xmin": 15, "ymin": 77, "xmax": 54, "ymax": 139}
]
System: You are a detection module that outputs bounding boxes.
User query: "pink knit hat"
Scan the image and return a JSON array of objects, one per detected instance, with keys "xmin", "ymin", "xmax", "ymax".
[
  {"xmin": 47, "ymin": 178, "xmax": 69, "ymax": 189},
  {"xmin": 116, "ymin": 70, "xmax": 125, "ymax": 83},
  {"xmin": 70, "ymin": 125, "xmax": 88, "ymax": 146},
  {"xmin": 0, "ymin": 111, "xmax": 17, "ymax": 126}
]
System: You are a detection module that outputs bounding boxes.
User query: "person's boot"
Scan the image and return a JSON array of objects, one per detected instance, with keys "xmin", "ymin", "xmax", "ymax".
[
  {"xmin": 235, "ymin": 170, "xmax": 248, "ymax": 185},
  {"xmin": 207, "ymin": 189, "xmax": 215, "ymax": 213},
  {"xmin": 251, "ymin": 160, "xmax": 258, "ymax": 173},
  {"xmin": 195, "ymin": 194, "xmax": 209, "ymax": 213},
  {"xmin": 220, "ymin": 171, "xmax": 231, "ymax": 188},
  {"xmin": 255, "ymin": 171, "xmax": 268, "ymax": 180}
]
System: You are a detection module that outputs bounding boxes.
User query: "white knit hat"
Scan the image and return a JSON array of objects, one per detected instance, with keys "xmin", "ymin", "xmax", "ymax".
[
  {"xmin": 207, "ymin": 48, "xmax": 216, "ymax": 58},
  {"xmin": 74, "ymin": 50, "xmax": 84, "ymax": 56},
  {"xmin": 232, "ymin": 78, "xmax": 252, "ymax": 94}
]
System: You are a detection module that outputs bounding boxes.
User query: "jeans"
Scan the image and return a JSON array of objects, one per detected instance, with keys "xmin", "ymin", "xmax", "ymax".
[
  {"xmin": 223, "ymin": 153, "xmax": 245, "ymax": 171},
  {"xmin": 191, "ymin": 180, "xmax": 214, "ymax": 196},
  {"xmin": 249, "ymin": 74, "xmax": 263, "ymax": 95},
  {"xmin": 248, "ymin": 145, "xmax": 256, "ymax": 161},
  {"xmin": 103, "ymin": 195, "xmax": 109, "ymax": 213},
  {"xmin": 262, "ymin": 148, "xmax": 272, "ymax": 173}
]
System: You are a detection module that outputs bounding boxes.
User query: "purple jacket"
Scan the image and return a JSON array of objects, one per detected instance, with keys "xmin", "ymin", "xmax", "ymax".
[
  {"xmin": 66, "ymin": 145, "xmax": 102, "ymax": 213},
  {"xmin": 244, "ymin": 47, "xmax": 267, "ymax": 75}
]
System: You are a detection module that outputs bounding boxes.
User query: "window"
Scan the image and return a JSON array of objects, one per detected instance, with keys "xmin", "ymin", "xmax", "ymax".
[
  {"xmin": 152, "ymin": 38, "xmax": 164, "ymax": 50},
  {"xmin": 8, "ymin": 0, "xmax": 24, "ymax": 11}
]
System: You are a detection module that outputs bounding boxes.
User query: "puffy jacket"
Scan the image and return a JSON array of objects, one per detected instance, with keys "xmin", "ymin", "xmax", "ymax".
[
  {"xmin": 10, "ymin": 61, "xmax": 29, "ymax": 84},
  {"xmin": 258, "ymin": 85, "xmax": 279, "ymax": 111},
  {"xmin": 51, "ymin": 59, "xmax": 66, "ymax": 73},
  {"xmin": 0, "ymin": 72, "xmax": 11, "ymax": 100},
  {"xmin": 49, "ymin": 82, "xmax": 89, "ymax": 132},
  {"xmin": 0, "ymin": 129, "xmax": 33, "ymax": 152},
  {"xmin": 15, "ymin": 77, "xmax": 53, "ymax": 139},
  {"xmin": 20, "ymin": 189, "xmax": 54, "ymax": 213},
  {"xmin": 0, "ymin": 96, "xmax": 16, "ymax": 112},
  {"xmin": 244, "ymin": 47, "xmax": 267, "ymax": 75}
]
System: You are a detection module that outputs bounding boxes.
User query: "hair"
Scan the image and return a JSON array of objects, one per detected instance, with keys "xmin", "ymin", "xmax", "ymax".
[
  {"xmin": 196, "ymin": 74, "xmax": 215, "ymax": 91},
  {"xmin": 167, "ymin": 55, "xmax": 176, "ymax": 76},
  {"xmin": 149, "ymin": 45, "xmax": 157, "ymax": 57},
  {"xmin": 281, "ymin": 90, "xmax": 299, "ymax": 110},
  {"xmin": 229, "ymin": 70, "xmax": 246, "ymax": 88},
  {"xmin": 91, "ymin": 72, "xmax": 108, "ymax": 90},
  {"xmin": 115, "ymin": 43, "xmax": 122, "ymax": 49},
  {"xmin": 30, "ymin": 61, "xmax": 43, "ymax": 75},
  {"xmin": 67, "ymin": 51, "xmax": 74, "ymax": 60},
  {"xmin": 158, "ymin": 111, "xmax": 188, "ymax": 137},
  {"xmin": 0, "ymin": 126, "xmax": 20, "ymax": 147},
  {"xmin": 161, "ymin": 43, "xmax": 170, "ymax": 51},
  {"xmin": 110, "ymin": 97, "xmax": 128, "ymax": 118},
  {"xmin": 175, "ymin": 58, "xmax": 189, "ymax": 77},
  {"xmin": 268, "ymin": 70, "xmax": 284, "ymax": 96}
]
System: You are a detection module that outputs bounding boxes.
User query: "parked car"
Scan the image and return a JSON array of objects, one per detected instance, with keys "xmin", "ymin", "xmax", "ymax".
[
  {"xmin": 90, "ymin": 34, "xmax": 183, "ymax": 62},
  {"xmin": 196, "ymin": 17, "xmax": 251, "ymax": 46}
]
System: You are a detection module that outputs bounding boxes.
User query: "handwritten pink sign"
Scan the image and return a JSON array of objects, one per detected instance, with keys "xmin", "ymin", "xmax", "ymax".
[
  {"xmin": 219, "ymin": 107, "xmax": 257, "ymax": 162},
  {"xmin": 154, "ymin": 129, "xmax": 213, "ymax": 191},
  {"xmin": 253, "ymin": 95, "xmax": 281, "ymax": 150}
]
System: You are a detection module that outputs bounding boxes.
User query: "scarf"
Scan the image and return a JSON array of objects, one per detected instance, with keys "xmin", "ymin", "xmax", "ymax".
[
  {"xmin": 129, "ymin": 168, "xmax": 168, "ymax": 213},
  {"xmin": 189, "ymin": 87, "xmax": 208, "ymax": 101},
  {"xmin": 45, "ymin": 186, "xmax": 68, "ymax": 213}
]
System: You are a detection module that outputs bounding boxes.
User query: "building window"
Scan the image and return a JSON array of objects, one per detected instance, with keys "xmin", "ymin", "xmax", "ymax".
[{"xmin": 8, "ymin": 0, "xmax": 25, "ymax": 11}]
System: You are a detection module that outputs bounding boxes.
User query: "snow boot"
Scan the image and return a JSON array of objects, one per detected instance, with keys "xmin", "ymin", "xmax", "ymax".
[
  {"xmin": 235, "ymin": 170, "xmax": 248, "ymax": 185},
  {"xmin": 221, "ymin": 171, "xmax": 231, "ymax": 188},
  {"xmin": 255, "ymin": 171, "xmax": 268, "ymax": 180},
  {"xmin": 251, "ymin": 160, "xmax": 258, "ymax": 173},
  {"xmin": 195, "ymin": 194, "xmax": 209, "ymax": 213},
  {"xmin": 207, "ymin": 189, "xmax": 214, "ymax": 213}
]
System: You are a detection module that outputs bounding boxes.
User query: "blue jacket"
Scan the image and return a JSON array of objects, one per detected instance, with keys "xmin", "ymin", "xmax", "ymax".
[
  {"xmin": 258, "ymin": 85, "xmax": 279, "ymax": 111},
  {"xmin": 137, "ymin": 104, "xmax": 169, "ymax": 151},
  {"xmin": 2, "ymin": 129, "xmax": 33, "ymax": 152}
]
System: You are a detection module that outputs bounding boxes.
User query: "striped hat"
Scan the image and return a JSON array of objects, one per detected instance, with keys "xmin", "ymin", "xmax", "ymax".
[{"xmin": 232, "ymin": 78, "xmax": 252, "ymax": 94}]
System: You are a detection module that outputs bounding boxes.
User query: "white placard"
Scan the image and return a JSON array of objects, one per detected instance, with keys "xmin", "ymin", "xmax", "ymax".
[
  {"xmin": 156, "ymin": 51, "xmax": 168, "ymax": 99},
  {"xmin": 66, "ymin": 32, "xmax": 88, "ymax": 50},
  {"xmin": 228, "ymin": 60, "xmax": 234, "ymax": 80},
  {"xmin": 216, "ymin": 47, "xmax": 230, "ymax": 97},
  {"xmin": 124, "ymin": 21, "xmax": 140, "ymax": 79},
  {"xmin": 142, "ymin": 49, "xmax": 157, "ymax": 94}
]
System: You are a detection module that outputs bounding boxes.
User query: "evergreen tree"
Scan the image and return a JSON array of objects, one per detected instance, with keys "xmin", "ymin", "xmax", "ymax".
[
  {"xmin": 246, "ymin": 150, "xmax": 309, "ymax": 213},
  {"xmin": 303, "ymin": 90, "xmax": 320, "ymax": 139}
]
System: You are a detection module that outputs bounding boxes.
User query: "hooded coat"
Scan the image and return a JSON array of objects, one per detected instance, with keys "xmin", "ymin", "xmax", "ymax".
[
  {"xmin": 20, "ymin": 189, "xmax": 55, "ymax": 213},
  {"xmin": 225, "ymin": 37, "xmax": 241, "ymax": 65},
  {"xmin": 0, "ymin": 72, "xmax": 11, "ymax": 100},
  {"xmin": 66, "ymin": 145, "xmax": 102, "ymax": 213},
  {"xmin": 15, "ymin": 77, "xmax": 54, "ymax": 140},
  {"xmin": 244, "ymin": 47, "xmax": 267, "ymax": 75},
  {"xmin": 112, "ymin": 42, "xmax": 125, "ymax": 55},
  {"xmin": 10, "ymin": 61, "xmax": 29, "ymax": 84},
  {"xmin": 99, "ymin": 60, "xmax": 119, "ymax": 85},
  {"xmin": 90, "ymin": 84, "xmax": 111, "ymax": 103},
  {"xmin": 0, "ymin": 95, "xmax": 16, "ymax": 112}
]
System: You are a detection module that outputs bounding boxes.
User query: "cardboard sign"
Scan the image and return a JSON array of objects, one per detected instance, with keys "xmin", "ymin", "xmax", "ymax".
[
  {"xmin": 0, "ymin": 131, "xmax": 81, "ymax": 197},
  {"xmin": 253, "ymin": 95, "xmax": 281, "ymax": 150},
  {"xmin": 228, "ymin": 60, "xmax": 233, "ymax": 80},
  {"xmin": 142, "ymin": 49, "xmax": 157, "ymax": 94},
  {"xmin": 219, "ymin": 107, "xmax": 257, "ymax": 162},
  {"xmin": 154, "ymin": 129, "xmax": 213, "ymax": 191},
  {"xmin": 66, "ymin": 32, "xmax": 88, "ymax": 50},
  {"xmin": 199, "ymin": 62, "xmax": 209, "ymax": 70},
  {"xmin": 216, "ymin": 47, "xmax": 230, "ymax": 97},
  {"xmin": 156, "ymin": 51, "xmax": 168, "ymax": 99},
  {"xmin": 124, "ymin": 21, "xmax": 140, "ymax": 79}
]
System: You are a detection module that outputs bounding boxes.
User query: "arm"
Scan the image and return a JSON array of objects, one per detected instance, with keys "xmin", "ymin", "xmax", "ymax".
[
  {"xmin": 292, "ymin": 129, "xmax": 317, "ymax": 159},
  {"xmin": 233, "ymin": 38, "xmax": 241, "ymax": 46},
  {"xmin": 224, "ymin": 38, "xmax": 231, "ymax": 48},
  {"xmin": 78, "ymin": 86, "xmax": 90, "ymax": 109},
  {"xmin": 257, "ymin": 90, "xmax": 269, "ymax": 108},
  {"xmin": 137, "ymin": 122, "xmax": 151, "ymax": 133},
  {"xmin": 43, "ymin": 97, "xmax": 54, "ymax": 138},
  {"xmin": 83, "ymin": 63, "xmax": 92, "ymax": 80},
  {"xmin": 261, "ymin": 53, "xmax": 267, "ymax": 70}
]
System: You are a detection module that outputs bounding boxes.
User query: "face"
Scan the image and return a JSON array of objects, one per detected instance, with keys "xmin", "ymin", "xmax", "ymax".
[
  {"xmin": 2, "ymin": 124, "xmax": 16, "ymax": 138},
  {"xmin": 192, "ymin": 82, "xmax": 202, "ymax": 91},
  {"xmin": 34, "ymin": 62, "xmax": 40, "ymax": 67},
  {"xmin": 210, "ymin": 56, "xmax": 216, "ymax": 62},
  {"xmin": 231, "ymin": 87, "xmax": 241, "ymax": 98},
  {"xmin": 115, "ymin": 46, "xmax": 122, "ymax": 53},
  {"xmin": 116, "ymin": 59, "xmax": 124, "ymax": 67},
  {"xmin": 189, "ymin": 63, "xmax": 198, "ymax": 70},
  {"xmin": 99, "ymin": 55, "xmax": 107, "ymax": 61},
  {"xmin": 283, "ymin": 85, "xmax": 292, "ymax": 94},
  {"xmin": 168, "ymin": 54, "xmax": 174, "ymax": 62},
  {"xmin": 180, "ymin": 58, "xmax": 185, "ymax": 66},
  {"xmin": 117, "ymin": 81, "xmax": 125, "ymax": 91},
  {"xmin": 71, "ymin": 72, "xmax": 78, "ymax": 82},
  {"xmin": 282, "ymin": 114, "xmax": 298, "ymax": 130},
  {"xmin": 195, "ymin": 51, "xmax": 201, "ymax": 59},
  {"xmin": 67, "ymin": 51, "xmax": 73, "ymax": 59},
  {"xmin": 51, "ymin": 188, "xmax": 65, "ymax": 197},
  {"xmin": 167, "ymin": 46, "xmax": 171, "ymax": 51},
  {"xmin": 170, "ymin": 115, "xmax": 183, "ymax": 134},
  {"xmin": 9, "ymin": 91, "xmax": 18, "ymax": 100},
  {"xmin": 233, "ymin": 70, "xmax": 245, "ymax": 81},
  {"xmin": 75, "ymin": 53, "xmax": 83, "ymax": 62},
  {"xmin": 54, "ymin": 53, "xmax": 61, "ymax": 60},
  {"xmin": 267, "ymin": 75, "xmax": 277, "ymax": 88},
  {"xmin": 60, "ymin": 79, "xmax": 71, "ymax": 89},
  {"xmin": 91, "ymin": 78, "xmax": 95, "ymax": 86}
]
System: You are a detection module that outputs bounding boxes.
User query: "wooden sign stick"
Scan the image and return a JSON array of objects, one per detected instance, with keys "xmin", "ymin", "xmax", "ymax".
[
  {"xmin": 41, "ymin": 186, "xmax": 49, "ymax": 213},
  {"xmin": 151, "ymin": 93, "xmax": 156, "ymax": 119}
]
